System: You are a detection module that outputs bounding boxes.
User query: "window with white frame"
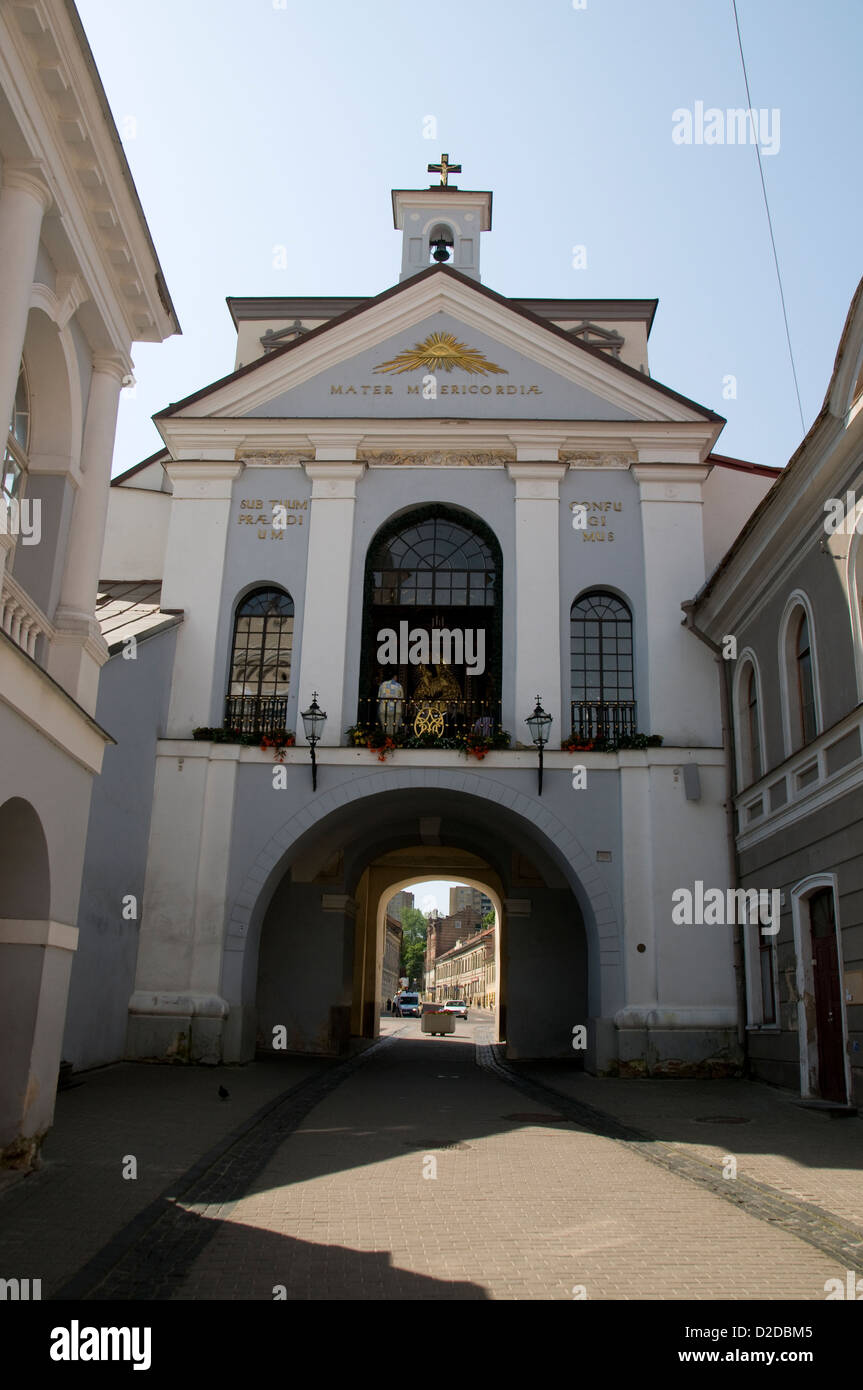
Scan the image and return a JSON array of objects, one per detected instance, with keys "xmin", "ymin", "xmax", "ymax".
[{"xmin": 781, "ymin": 599, "xmax": 820, "ymax": 753}]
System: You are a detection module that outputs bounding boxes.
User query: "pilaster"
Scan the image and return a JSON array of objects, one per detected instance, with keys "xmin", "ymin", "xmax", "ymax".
[
  {"xmin": 631, "ymin": 459, "xmax": 718, "ymax": 744},
  {"xmin": 162, "ymin": 460, "xmax": 243, "ymax": 736},
  {"xmin": 507, "ymin": 458, "xmax": 566, "ymax": 746},
  {"xmin": 295, "ymin": 454, "xmax": 365, "ymax": 743}
]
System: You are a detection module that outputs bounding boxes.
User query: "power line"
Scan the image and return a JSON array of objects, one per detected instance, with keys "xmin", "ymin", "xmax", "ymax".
[{"xmin": 732, "ymin": 0, "xmax": 806, "ymax": 434}]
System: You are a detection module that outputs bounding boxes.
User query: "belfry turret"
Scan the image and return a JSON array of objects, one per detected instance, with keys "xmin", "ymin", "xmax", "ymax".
[{"xmin": 392, "ymin": 153, "xmax": 492, "ymax": 283}]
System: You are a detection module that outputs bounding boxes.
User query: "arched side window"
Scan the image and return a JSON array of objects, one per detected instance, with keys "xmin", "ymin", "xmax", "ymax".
[
  {"xmin": 779, "ymin": 593, "xmax": 821, "ymax": 756},
  {"xmin": 733, "ymin": 656, "xmax": 764, "ymax": 788},
  {"xmin": 570, "ymin": 591, "xmax": 636, "ymax": 740},
  {"xmin": 225, "ymin": 587, "xmax": 294, "ymax": 736},
  {"xmin": 2, "ymin": 361, "xmax": 30, "ymax": 502}
]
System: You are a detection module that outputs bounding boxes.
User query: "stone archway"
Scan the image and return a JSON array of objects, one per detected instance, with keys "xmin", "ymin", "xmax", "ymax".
[{"xmin": 223, "ymin": 772, "xmax": 617, "ymax": 1066}]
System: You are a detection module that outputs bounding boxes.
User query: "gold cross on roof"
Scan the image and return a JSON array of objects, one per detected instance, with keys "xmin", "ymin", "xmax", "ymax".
[{"xmin": 427, "ymin": 153, "xmax": 461, "ymax": 187}]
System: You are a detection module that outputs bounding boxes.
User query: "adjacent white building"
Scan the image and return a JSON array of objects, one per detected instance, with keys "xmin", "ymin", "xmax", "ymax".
[{"xmin": 0, "ymin": 0, "xmax": 177, "ymax": 1167}]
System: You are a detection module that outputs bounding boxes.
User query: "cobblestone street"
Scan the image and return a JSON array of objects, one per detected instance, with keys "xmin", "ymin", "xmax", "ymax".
[{"xmin": 2, "ymin": 1018, "xmax": 861, "ymax": 1301}]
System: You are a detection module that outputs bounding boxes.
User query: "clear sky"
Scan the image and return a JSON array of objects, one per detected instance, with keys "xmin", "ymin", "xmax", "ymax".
[
  {"xmin": 404, "ymin": 881, "xmax": 458, "ymax": 916},
  {"xmin": 76, "ymin": 0, "xmax": 863, "ymax": 475}
]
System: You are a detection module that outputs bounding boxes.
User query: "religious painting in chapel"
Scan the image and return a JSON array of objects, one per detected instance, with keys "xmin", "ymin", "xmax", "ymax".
[{"xmin": 359, "ymin": 505, "xmax": 502, "ymax": 739}]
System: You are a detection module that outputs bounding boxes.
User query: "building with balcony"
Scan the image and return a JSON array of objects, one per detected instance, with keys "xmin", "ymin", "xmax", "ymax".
[
  {"xmin": 687, "ymin": 278, "xmax": 863, "ymax": 1108},
  {"xmin": 78, "ymin": 164, "xmax": 782, "ymax": 1077},
  {"xmin": 0, "ymin": 0, "xmax": 178, "ymax": 1166}
]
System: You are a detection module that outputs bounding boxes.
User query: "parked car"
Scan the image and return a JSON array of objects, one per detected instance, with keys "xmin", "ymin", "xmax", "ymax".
[
  {"xmin": 443, "ymin": 1000, "xmax": 468, "ymax": 1020},
  {"xmin": 421, "ymin": 1001, "xmax": 446, "ymax": 1015},
  {"xmin": 395, "ymin": 992, "xmax": 421, "ymax": 1017}
]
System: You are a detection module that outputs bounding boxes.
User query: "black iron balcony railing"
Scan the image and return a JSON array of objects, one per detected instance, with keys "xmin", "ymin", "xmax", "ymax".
[
  {"xmin": 570, "ymin": 700, "xmax": 638, "ymax": 741},
  {"xmin": 355, "ymin": 695, "xmax": 503, "ymax": 740},
  {"xmin": 224, "ymin": 694, "xmax": 289, "ymax": 738}
]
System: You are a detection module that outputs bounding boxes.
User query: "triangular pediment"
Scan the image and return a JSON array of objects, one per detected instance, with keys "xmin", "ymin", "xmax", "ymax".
[{"xmin": 158, "ymin": 267, "xmax": 719, "ymax": 428}]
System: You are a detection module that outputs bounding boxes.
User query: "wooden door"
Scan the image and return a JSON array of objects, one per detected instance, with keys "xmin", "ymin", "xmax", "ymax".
[{"xmin": 810, "ymin": 889, "xmax": 846, "ymax": 1103}]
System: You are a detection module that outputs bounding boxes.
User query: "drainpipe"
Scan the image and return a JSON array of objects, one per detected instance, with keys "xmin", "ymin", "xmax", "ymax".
[{"xmin": 680, "ymin": 601, "xmax": 747, "ymax": 1060}]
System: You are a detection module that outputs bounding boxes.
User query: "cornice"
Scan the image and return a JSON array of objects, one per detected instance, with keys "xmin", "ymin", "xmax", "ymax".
[
  {"xmin": 155, "ymin": 416, "xmax": 721, "ymax": 460},
  {"xmin": 632, "ymin": 464, "xmax": 711, "ymax": 484},
  {"xmin": 304, "ymin": 462, "xmax": 366, "ymax": 482},
  {"xmin": 1, "ymin": 1, "xmax": 177, "ymax": 344}
]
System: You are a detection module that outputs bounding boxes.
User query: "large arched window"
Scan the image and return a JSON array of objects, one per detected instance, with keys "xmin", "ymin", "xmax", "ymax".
[
  {"xmin": 225, "ymin": 587, "xmax": 294, "ymax": 735},
  {"xmin": 2, "ymin": 361, "xmax": 29, "ymax": 502},
  {"xmin": 570, "ymin": 591, "xmax": 635, "ymax": 739},
  {"xmin": 360, "ymin": 504, "xmax": 502, "ymax": 733}
]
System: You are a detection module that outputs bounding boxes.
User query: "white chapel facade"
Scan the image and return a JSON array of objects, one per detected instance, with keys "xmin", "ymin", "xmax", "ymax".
[{"xmin": 68, "ymin": 165, "xmax": 780, "ymax": 1077}]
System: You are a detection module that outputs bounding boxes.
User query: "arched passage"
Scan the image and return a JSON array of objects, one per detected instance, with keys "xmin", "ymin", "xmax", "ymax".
[
  {"xmin": 0, "ymin": 798, "xmax": 64, "ymax": 1168},
  {"xmin": 221, "ymin": 773, "xmax": 618, "ymax": 1067},
  {"xmin": 0, "ymin": 796, "xmax": 50, "ymax": 917},
  {"xmin": 350, "ymin": 853, "xmax": 505, "ymax": 1042},
  {"xmin": 374, "ymin": 867, "xmax": 503, "ymax": 1028}
]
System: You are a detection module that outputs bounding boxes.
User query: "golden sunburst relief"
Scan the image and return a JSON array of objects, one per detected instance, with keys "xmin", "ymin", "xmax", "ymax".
[{"xmin": 373, "ymin": 332, "xmax": 508, "ymax": 376}]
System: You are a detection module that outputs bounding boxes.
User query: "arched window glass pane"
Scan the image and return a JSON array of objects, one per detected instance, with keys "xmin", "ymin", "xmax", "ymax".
[
  {"xmin": 795, "ymin": 612, "xmax": 817, "ymax": 744},
  {"xmin": 570, "ymin": 592, "xmax": 634, "ymax": 704},
  {"xmin": 228, "ymin": 588, "xmax": 294, "ymax": 701},
  {"xmin": 370, "ymin": 515, "xmax": 497, "ymax": 606}
]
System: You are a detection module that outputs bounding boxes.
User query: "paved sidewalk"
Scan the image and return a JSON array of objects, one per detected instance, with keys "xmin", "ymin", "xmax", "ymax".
[
  {"xmin": 513, "ymin": 1061, "xmax": 863, "ymax": 1231},
  {"xmin": 0, "ymin": 1055, "xmax": 325, "ymax": 1296},
  {"xmin": 2, "ymin": 1026, "xmax": 861, "ymax": 1301}
]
